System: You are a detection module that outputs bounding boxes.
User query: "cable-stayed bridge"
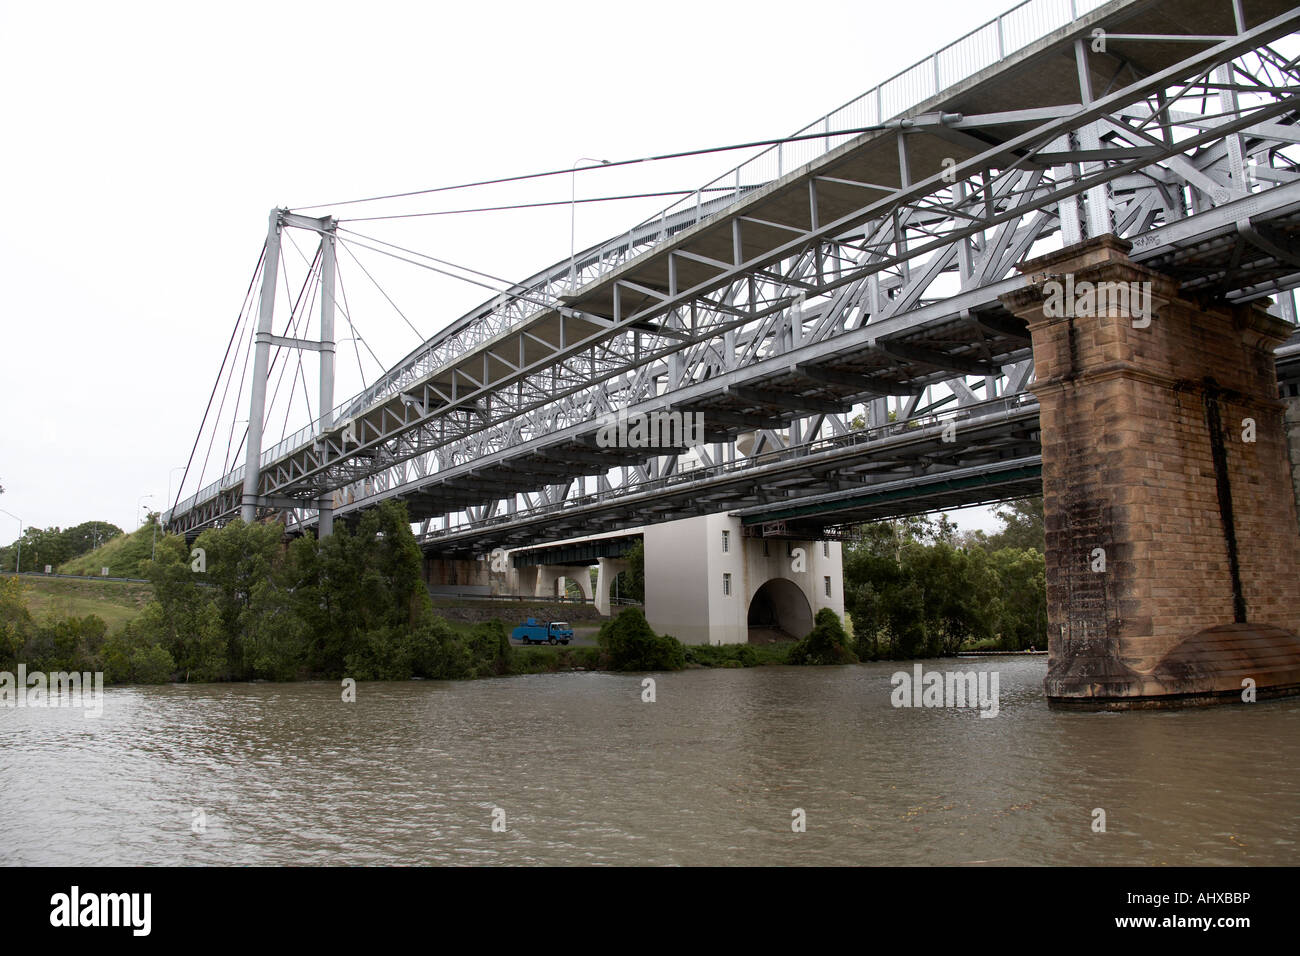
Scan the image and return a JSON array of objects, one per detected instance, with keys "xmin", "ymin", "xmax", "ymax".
[{"xmin": 167, "ymin": 0, "xmax": 1300, "ymax": 571}]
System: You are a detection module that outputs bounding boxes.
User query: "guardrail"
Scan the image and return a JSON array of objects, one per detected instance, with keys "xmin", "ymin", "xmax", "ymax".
[{"xmin": 0, "ymin": 570, "xmax": 152, "ymax": 584}]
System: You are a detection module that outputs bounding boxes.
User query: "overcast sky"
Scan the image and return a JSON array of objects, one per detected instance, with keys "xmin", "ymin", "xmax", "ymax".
[{"xmin": 0, "ymin": 0, "xmax": 1022, "ymax": 539}]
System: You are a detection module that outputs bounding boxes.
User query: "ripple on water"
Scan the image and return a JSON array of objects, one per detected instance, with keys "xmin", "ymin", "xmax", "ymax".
[{"xmin": 2, "ymin": 660, "xmax": 1297, "ymax": 865}]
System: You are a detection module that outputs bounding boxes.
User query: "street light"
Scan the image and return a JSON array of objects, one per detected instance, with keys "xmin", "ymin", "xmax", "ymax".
[
  {"xmin": 570, "ymin": 157, "xmax": 611, "ymax": 293},
  {"xmin": 137, "ymin": 494, "xmax": 153, "ymax": 530},
  {"xmin": 0, "ymin": 507, "xmax": 22, "ymax": 573}
]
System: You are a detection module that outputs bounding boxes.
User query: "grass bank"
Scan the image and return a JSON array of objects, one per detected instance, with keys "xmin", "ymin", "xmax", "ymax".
[
  {"xmin": 57, "ymin": 524, "xmax": 158, "ymax": 579},
  {"xmin": 8, "ymin": 575, "xmax": 152, "ymax": 631}
]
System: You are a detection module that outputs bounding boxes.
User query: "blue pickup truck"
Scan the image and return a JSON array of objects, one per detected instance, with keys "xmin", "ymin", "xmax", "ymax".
[{"xmin": 511, "ymin": 618, "xmax": 574, "ymax": 645}]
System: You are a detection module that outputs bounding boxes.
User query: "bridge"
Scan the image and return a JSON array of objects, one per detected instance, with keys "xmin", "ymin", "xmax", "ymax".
[{"xmin": 166, "ymin": 0, "xmax": 1300, "ymax": 705}]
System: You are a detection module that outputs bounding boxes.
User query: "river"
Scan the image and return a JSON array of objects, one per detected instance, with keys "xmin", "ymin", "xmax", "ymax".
[{"xmin": 2, "ymin": 657, "xmax": 1296, "ymax": 865}]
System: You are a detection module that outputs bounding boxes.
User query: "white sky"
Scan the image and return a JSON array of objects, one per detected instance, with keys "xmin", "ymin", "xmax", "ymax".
[{"xmin": 0, "ymin": 0, "xmax": 1021, "ymax": 538}]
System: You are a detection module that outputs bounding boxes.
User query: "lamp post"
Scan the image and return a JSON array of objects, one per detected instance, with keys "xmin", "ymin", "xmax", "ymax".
[
  {"xmin": 570, "ymin": 157, "xmax": 611, "ymax": 293},
  {"xmin": 137, "ymin": 494, "xmax": 153, "ymax": 530},
  {"xmin": 0, "ymin": 508, "xmax": 21, "ymax": 573}
]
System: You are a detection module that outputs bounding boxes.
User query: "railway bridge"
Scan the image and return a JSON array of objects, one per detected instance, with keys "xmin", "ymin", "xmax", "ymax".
[{"xmin": 167, "ymin": 0, "xmax": 1300, "ymax": 705}]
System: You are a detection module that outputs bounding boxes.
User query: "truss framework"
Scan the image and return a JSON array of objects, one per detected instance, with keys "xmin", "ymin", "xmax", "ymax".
[{"xmin": 168, "ymin": 3, "xmax": 1300, "ymax": 550}]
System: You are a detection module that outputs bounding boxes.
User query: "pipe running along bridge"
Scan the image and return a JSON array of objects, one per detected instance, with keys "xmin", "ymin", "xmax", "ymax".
[{"xmin": 168, "ymin": 0, "xmax": 1300, "ymax": 706}]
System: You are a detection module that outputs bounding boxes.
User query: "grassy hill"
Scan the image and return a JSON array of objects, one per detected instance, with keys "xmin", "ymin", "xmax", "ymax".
[
  {"xmin": 11, "ymin": 575, "xmax": 152, "ymax": 630},
  {"xmin": 58, "ymin": 523, "xmax": 159, "ymax": 579}
]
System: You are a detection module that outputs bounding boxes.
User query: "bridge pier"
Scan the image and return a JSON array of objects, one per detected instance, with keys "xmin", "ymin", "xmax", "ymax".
[
  {"xmin": 1286, "ymin": 392, "xmax": 1300, "ymax": 522},
  {"xmin": 534, "ymin": 565, "xmax": 592, "ymax": 602},
  {"xmin": 594, "ymin": 557, "xmax": 630, "ymax": 616},
  {"xmin": 643, "ymin": 513, "xmax": 841, "ymax": 644},
  {"xmin": 424, "ymin": 556, "xmax": 491, "ymax": 597},
  {"xmin": 1002, "ymin": 236, "xmax": 1300, "ymax": 708}
]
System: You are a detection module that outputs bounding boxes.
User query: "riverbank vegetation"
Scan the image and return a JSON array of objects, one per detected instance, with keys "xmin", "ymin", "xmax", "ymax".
[
  {"xmin": 1, "ymin": 497, "xmax": 1047, "ymax": 682},
  {"xmin": 843, "ymin": 500, "xmax": 1047, "ymax": 659},
  {"xmin": 788, "ymin": 608, "xmax": 859, "ymax": 665}
]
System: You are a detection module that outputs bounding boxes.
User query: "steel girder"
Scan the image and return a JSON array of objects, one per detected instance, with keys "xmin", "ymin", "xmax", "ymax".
[{"xmin": 168, "ymin": 1, "xmax": 1300, "ymax": 545}]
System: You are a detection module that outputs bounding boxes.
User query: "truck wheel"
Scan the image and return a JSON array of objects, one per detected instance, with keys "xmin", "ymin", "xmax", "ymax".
[
  {"xmin": 561, "ymin": 640, "xmax": 570, "ymax": 645},
  {"xmin": 548, "ymin": 637, "xmax": 557, "ymax": 645}
]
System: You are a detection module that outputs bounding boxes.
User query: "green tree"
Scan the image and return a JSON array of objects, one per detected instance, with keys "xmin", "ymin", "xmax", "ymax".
[
  {"xmin": 983, "ymin": 497, "xmax": 1045, "ymax": 553},
  {"xmin": 464, "ymin": 620, "xmax": 513, "ymax": 677},
  {"xmin": 843, "ymin": 517, "xmax": 1001, "ymax": 659},
  {"xmin": 314, "ymin": 499, "xmax": 435, "ymax": 679},
  {"xmin": 597, "ymin": 607, "xmax": 685, "ymax": 671},
  {"xmin": 143, "ymin": 533, "xmax": 227, "ymax": 679},
  {"xmin": 16, "ymin": 526, "xmax": 74, "ymax": 571},
  {"xmin": 0, "ymin": 577, "xmax": 35, "ymax": 669},
  {"xmin": 620, "ymin": 539, "xmax": 645, "ymax": 602},
  {"xmin": 988, "ymin": 547, "xmax": 1047, "ymax": 650},
  {"xmin": 58, "ymin": 521, "xmax": 124, "ymax": 559},
  {"xmin": 103, "ymin": 622, "xmax": 175, "ymax": 684},
  {"xmin": 192, "ymin": 519, "xmax": 285, "ymax": 679},
  {"xmin": 787, "ymin": 608, "xmax": 858, "ymax": 665}
]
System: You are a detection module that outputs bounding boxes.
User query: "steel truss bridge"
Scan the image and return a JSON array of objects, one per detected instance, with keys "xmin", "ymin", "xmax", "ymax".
[{"xmin": 167, "ymin": 0, "xmax": 1300, "ymax": 558}]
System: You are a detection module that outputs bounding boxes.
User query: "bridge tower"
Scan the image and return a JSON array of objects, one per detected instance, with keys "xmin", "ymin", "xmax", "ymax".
[
  {"xmin": 240, "ymin": 209, "xmax": 339, "ymax": 536},
  {"xmin": 1002, "ymin": 236, "xmax": 1300, "ymax": 707}
]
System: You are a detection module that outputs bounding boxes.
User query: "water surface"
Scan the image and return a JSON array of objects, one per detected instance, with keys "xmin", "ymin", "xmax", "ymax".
[{"xmin": 2, "ymin": 658, "xmax": 1295, "ymax": 865}]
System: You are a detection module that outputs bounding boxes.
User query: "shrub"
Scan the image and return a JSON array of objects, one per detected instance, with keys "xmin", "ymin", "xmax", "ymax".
[
  {"xmin": 685, "ymin": 642, "xmax": 781, "ymax": 667},
  {"xmin": 596, "ymin": 608, "xmax": 686, "ymax": 671},
  {"xmin": 465, "ymin": 620, "xmax": 513, "ymax": 677},
  {"xmin": 787, "ymin": 608, "xmax": 859, "ymax": 665},
  {"xmin": 103, "ymin": 623, "xmax": 175, "ymax": 684}
]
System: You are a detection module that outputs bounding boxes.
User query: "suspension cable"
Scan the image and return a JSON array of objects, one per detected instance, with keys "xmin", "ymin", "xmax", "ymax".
[
  {"xmin": 172, "ymin": 243, "xmax": 265, "ymax": 516},
  {"xmin": 289, "ymin": 124, "xmax": 893, "ymax": 212}
]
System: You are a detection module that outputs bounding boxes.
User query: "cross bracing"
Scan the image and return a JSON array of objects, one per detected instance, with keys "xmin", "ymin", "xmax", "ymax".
[{"xmin": 167, "ymin": 0, "xmax": 1300, "ymax": 555}]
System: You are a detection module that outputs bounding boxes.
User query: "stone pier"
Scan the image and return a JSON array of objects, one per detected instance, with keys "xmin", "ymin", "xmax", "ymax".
[{"xmin": 1001, "ymin": 236, "xmax": 1300, "ymax": 708}]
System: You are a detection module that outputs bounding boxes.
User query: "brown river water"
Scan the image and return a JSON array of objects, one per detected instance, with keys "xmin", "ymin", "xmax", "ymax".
[{"xmin": 2, "ymin": 657, "xmax": 1297, "ymax": 865}]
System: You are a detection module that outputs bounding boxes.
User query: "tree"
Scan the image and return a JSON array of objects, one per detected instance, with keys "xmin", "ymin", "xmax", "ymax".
[
  {"xmin": 16, "ymin": 526, "xmax": 74, "ymax": 571},
  {"xmin": 984, "ymin": 497, "xmax": 1045, "ymax": 553},
  {"xmin": 192, "ymin": 518, "xmax": 285, "ymax": 678},
  {"xmin": 58, "ymin": 521, "xmax": 124, "ymax": 558},
  {"xmin": 620, "ymin": 539, "xmax": 645, "ymax": 602},
  {"xmin": 843, "ymin": 517, "xmax": 1001, "ymax": 659},
  {"xmin": 597, "ymin": 607, "xmax": 685, "ymax": 671},
  {"xmin": 143, "ymin": 533, "xmax": 229, "ymax": 680},
  {"xmin": 787, "ymin": 608, "xmax": 858, "ymax": 665},
  {"xmin": 988, "ymin": 547, "xmax": 1047, "ymax": 650},
  {"xmin": 0, "ymin": 577, "xmax": 34, "ymax": 669}
]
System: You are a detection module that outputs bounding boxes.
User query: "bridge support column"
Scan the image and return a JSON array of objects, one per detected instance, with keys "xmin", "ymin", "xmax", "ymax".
[
  {"xmin": 1003, "ymin": 235, "xmax": 1300, "ymax": 708},
  {"xmin": 241, "ymin": 209, "xmax": 282, "ymax": 524},
  {"xmin": 595, "ymin": 557, "xmax": 630, "ymax": 616},
  {"xmin": 534, "ymin": 565, "xmax": 592, "ymax": 602},
  {"xmin": 1286, "ymin": 393, "xmax": 1300, "ymax": 525},
  {"xmin": 317, "ymin": 218, "xmax": 337, "ymax": 537}
]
